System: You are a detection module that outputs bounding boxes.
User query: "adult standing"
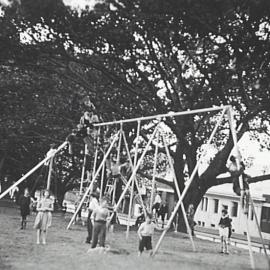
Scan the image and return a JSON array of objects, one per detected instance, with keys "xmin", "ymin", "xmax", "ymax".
[
  {"xmin": 86, "ymin": 191, "xmax": 99, "ymax": 244},
  {"xmin": 18, "ymin": 188, "xmax": 31, "ymax": 229}
]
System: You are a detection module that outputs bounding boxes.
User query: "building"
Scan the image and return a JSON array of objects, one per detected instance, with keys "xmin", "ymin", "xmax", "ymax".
[{"xmin": 195, "ymin": 180, "xmax": 270, "ymax": 240}]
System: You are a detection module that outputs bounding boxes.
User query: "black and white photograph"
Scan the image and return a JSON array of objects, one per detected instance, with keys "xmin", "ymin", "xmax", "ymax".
[{"xmin": 0, "ymin": 0, "xmax": 270, "ymax": 269}]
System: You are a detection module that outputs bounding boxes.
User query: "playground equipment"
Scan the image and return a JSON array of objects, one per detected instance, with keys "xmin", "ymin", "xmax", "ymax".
[{"xmin": 1, "ymin": 105, "xmax": 269, "ymax": 269}]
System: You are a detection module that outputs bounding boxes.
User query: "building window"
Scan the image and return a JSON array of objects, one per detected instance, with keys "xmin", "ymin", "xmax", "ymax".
[
  {"xmin": 211, "ymin": 224, "xmax": 215, "ymax": 228},
  {"xmin": 214, "ymin": 199, "xmax": 219, "ymax": 213},
  {"xmin": 198, "ymin": 221, "xmax": 201, "ymax": 226},
  {"xmin": 202, "ymin": 222, "xmax": 205, "ymax": 227},
  {"xmin": 201, "ymin": 198, "xmax": 204, "ymax": 211},
  {"xmin": 261, "ymin": 207, "xmax": 270, "ymax": 233},
  {"xmin": 231, "ymin": 202, "xmax": 238, "ymax": 217},
  {"xmin": 204, "ymin": 198, "xmax": 208, "ymax": 212}
]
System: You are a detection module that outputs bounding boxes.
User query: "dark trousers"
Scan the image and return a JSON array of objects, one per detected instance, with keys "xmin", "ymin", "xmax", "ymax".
[
  {"xmin": 91, "ymin": 221, "xmax": 107, "ymax": 248},
  {"xmin": 139, "ymin": 236, "xmax": 152, "ymax": 252},
  {"xmin": 86, "ymin": 210, "xmax": 93, "ymax": 243}
]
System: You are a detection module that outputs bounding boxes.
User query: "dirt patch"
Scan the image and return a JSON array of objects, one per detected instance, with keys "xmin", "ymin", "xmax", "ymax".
[{"xmin": 0, "ymin": 203, "xmax": 268, "ymax": 270}]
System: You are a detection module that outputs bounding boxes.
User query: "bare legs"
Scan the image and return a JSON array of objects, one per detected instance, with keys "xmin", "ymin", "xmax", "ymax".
[{"xmin": 36, "ymin": 229, "xmax": 47, "ymax": 245}]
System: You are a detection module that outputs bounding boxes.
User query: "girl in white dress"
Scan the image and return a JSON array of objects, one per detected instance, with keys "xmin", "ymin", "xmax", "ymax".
[{"xmin": 34, "ymin": 190, "xmax": 54, "ymax": 244}]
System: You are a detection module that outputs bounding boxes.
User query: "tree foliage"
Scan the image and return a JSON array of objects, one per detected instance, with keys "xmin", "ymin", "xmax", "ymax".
[{"xmin": 1, "ymin": 0, "xmax": 270, "ymax": 221}]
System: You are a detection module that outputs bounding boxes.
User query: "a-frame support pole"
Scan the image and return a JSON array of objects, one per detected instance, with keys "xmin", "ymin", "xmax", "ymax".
[
  {"xmin": 227, "ymin": 108, "xmax": 255, "ymax": 269},
  {"xmin": 150, "ymin": 130, "xmax": 159, "ymax": 210},
  {"xmin": 161, "ymin": 133, "xmax": 196, "ymax": 252},
  {"xmin": 152, "ymin": 108, "xmax": 227, "ymax": 256},
  {"xmin": 46, "ymin": 156, "xmax": 54, "ymax": 190},
  {"xmin": 126, "ymin": 120, "xmax": 141, "ymax": 239},
  {"xmin": 79, "ymin": 144, "xmax": 87, "ymax": 195},
  {"xmin": 67, "ymin": 132, "xmax": 120, "ymax": 230},
  {"xmin": 121, "ymin": 130, "xmax": 147, "ymax": 217},
  {"xmin": 0, "ymin": 142, "xmax": 67, "ymax": 200},
  {"xmin": 250, "ymin": 197, "xmax": 270, "ymax": 268},
  {"xmin": 108, "ymin": 124, "xmax": 160, "ymax": 224}
]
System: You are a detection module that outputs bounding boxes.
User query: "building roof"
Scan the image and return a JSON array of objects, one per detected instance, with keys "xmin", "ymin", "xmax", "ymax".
[{"xmin": 206, "ymin": 180, "xmax": 270, "ymax": 201}]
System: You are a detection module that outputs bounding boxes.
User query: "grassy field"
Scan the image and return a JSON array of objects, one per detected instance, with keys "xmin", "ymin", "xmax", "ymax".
[{"xmin": 0, "ymin": 202, "xmax": 268, "ymax": 270}]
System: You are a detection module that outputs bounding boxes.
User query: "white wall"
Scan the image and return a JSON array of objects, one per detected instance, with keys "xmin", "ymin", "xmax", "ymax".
[{"xmin": 194, "ymin": 194, "xmax": 267, "ymax": 239}]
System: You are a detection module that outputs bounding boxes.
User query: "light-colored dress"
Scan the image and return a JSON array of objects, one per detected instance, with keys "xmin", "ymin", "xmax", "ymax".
[{"xmin": 34, "ymin": 198, "xmax": 53, "ymax": 231}]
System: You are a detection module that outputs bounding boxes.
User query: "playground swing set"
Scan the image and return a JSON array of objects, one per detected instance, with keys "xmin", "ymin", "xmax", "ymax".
[{"xmin": 0, "ymin": 105, "xmax": 269, "ymax": 269}]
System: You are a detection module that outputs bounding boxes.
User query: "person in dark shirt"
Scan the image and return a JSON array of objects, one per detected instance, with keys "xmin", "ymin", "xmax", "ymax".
[
  {"xmin": 218, "ymin": 209, "xmax": 230, "ymax": 254},
  {"xmin": 18, "ymin": 188, "xmax": 31, "ymax": 229},
  {"xmin": 158, "ymin": 202, "xmax": 168, "ymax": 229}
]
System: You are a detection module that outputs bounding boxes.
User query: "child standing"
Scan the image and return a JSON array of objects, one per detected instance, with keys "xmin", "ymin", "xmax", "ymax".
[
  {"xmin": 90, "ymin": 197, "xmax": 110, "ymax": 249},
  {"xmin": 218, "ymin": 209, "xmax": 231, "ymax": 254},
  {"xmin": 34, "ymin": 190, "xmax": 54, "ymax": 245},
  {"xmin": 18, "ymin": 188, "xmax": 31, "ymax": 229},
  {"xmin": 137, "ymin": 212, "xmax": 156, "ymax": 256},
  {"xmin": 86, "ymin": 191, "xmax": 99, "ymax": 244}
]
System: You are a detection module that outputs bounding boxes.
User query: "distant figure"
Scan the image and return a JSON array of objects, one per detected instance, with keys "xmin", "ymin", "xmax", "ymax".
[
  {"xmin": 90, "ymin": 197, "xmax": 110, "ymax": 250},
  {"xmin": 187, "ymin": 204, "xmax": 195, "ymax": 236},
  {"xmin": 62, "ymin": 202, "xmax": 67, "ymax": 216},
  {"xmin": 74, "ymin": 195, "xmax": 83, "ymax": 225},
  {"xmin": 18, "ymin": 188, "xmax": 31, "ymax": 229},
  {"xmin": 228, "ymin": 156, "xmax": 250, "ymax": 214},
  {"xmin": 9, "ymin": 182, "xmax": 19, "ymax": 202},
  {"xmin": 34, "ymin": 189, "xmax": 54, "ymax": 245},
  {"xmin": 86, "ymin": 191, "xmax": 99, "ymax": 244},
  {"xmin": 152, "ymin": 192, "xmax": 162, "ymax": 217},
  {"xmin": 218, "ymin": 209, "xmax": 230, "ymax": 254},
  {"xmin": 45, "ymin": 144, "xmax": 57, "ymax": 166},
  {"xmin": 66, "ymin": 129, "xmax": 77, "ymax": 155},
  {"xmin": 135, "ymin": 206, "xmax": 145, "ymax": 228},
  {"xmin": 158, "ymin": 202, "xmax": 168, "ymax": 228}
]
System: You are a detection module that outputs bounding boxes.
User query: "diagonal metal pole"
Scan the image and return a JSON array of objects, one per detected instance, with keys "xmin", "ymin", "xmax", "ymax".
[
  {"xmin": 108, "ymin": 124, "xmax": 160, "ymax": 224},
  {"xmin": 150, "ymin": 130, "xmax": 160, "ymax": 210},
  {"xmin": 126, "ymin": 120, "xmax": 141, "ymax": 239},
  {"xmin": 79, "ymin": 144, "xmax": 87, "ymax": 195},
  {"xmin": 121, "ymin": 130, "xmax": 147, "ymax": 217},
  {"xmin": 46, "ymin": 156, "xmax": 54, "ymax": 190},
  {"xmin": 161, "ymin": 133, "xmax": 196, "ymax": 252},
  {"xmin": 0, "ymin": 142, "xmax": 67, "ymax": 200},
  {"xmin": 67, "ymin": 132, "xmax": 120, "ymax": 230},
  {"xmin": 227, "ymin": 107, "xmax": 255, "ymax": 269},
  {"xmin": 152, "ymin": 107, "xmax": 227, "ymax": 256},
  {"xmin": 250, "ymin": 197, "xmax": 270, "ymax": 268}
]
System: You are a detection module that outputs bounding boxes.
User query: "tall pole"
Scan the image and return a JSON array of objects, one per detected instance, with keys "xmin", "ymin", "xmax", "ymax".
[
  {"xmin": 126, "ymin": 120, "xmax": 141, "ymax": 239},
  {"xmin": 79, "ymin": 144, "xmax": 87, "ymax": 195},
  {"xmin": 46, "ymin": 156, "xmax": 54, "ymax": 190},
  {"xmin": 67, "ymin": 132, "xmax": 120, "ymax": 230},
  {"xmin": 150, "ymin": 131, "xmax": 159, "ymax": 210},
  {"xmin": 250, "ymin": 197, "xmax": 270, "ymax": 268},
  {"xmin": 227, "ymin": 108, "xmax": 255, "ymax": 269},
  {"xmin": 0, "ymin": 141, "xmax": 67, "ymax": 200},
  {"xmin": 161, "ymin": 133, "xmax": 196, "ymax": 252},
  {"xmin": 121, "ymin": 130, "xmax": 147, "ymax": 217},
  {"xmin": 152, "ymin": 108, "xmax": 226, "ymax": 256}
]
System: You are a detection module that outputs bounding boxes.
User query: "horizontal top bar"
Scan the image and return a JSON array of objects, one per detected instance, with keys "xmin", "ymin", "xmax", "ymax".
[{"xmin": 94, "ymin": 105, "xmax": 231, "ymax": 127}]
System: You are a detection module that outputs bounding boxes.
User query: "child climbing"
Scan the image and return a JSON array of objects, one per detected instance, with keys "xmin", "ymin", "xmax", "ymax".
[
  {"xmin": 227, "ymin": 155, "xmax": 250, "ymax": 214},
  {"xmin": 218, "ymin": 209, "xmax": 231, "ymax": 254}
]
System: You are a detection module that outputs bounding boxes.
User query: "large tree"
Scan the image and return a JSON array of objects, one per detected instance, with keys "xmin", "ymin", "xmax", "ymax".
[{"xmin": 1, "ymin": 0, "xmax": 270, "ymax": 228}]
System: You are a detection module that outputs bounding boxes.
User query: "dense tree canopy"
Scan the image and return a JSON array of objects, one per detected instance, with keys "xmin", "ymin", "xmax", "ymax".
[{"xmin": 1, "ymin": 0, "xmax": 270, "ymax": 224}]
